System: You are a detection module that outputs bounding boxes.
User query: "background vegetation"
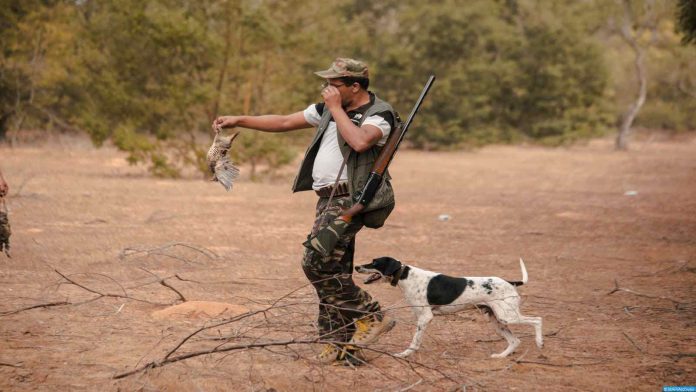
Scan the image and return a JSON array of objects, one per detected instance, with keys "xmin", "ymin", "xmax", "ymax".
[{"xmin": 1, "ymin": 0, "xmax": 694, "ymax": 177}]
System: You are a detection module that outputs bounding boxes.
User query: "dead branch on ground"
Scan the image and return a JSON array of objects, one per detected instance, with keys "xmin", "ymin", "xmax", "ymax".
[
  {"xmin": 118, "ymin": 242, "xmax": 218, "ymax": 264},
  {"xmin": 0, "ymin": 300, "xmax": 70, "ymax": 316},
  {"xmin": 622, "ymin": 332, "xmax": 644, "ymax": 353},
  {"xmin": 138, "ymin": 267, "xmax": 187, "ymax": 302},
  {"xmin": 513, "ymin": 359, "xmax": 609, "ymax": 367},
  {"xmin": 608, "ymin": 279, "xmax": 685, "ymax": 309},
  {"xmin": 1, "ymin": 268, "xmax": 187, "ymax": 316},
  {"xmin": 54, "ymin": 269, "xmax": 172, "ymax": 306},
  {"xmin": 0, "ymin": 362, "xmax": 23, "ymax": 368},
  {"xmin": 112, "ymin": 284, "xmax": 477, "ymax": 390}
]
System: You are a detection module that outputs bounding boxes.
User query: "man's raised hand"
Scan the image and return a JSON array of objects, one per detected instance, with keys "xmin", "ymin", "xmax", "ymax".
[{"xmin": 321, "ymin": 85, "xmax": 342, "ymax": 111}]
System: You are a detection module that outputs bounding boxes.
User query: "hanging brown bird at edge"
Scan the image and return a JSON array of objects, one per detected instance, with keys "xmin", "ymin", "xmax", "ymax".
[{"xmin": 207, "ymin": 130, "xmax": 240, "ymax": 191}]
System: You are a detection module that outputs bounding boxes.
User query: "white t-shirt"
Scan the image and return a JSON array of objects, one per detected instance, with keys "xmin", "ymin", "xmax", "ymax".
[{"xmin": 303, "ymin": 104, "xmax": 392, "ymax": 190}]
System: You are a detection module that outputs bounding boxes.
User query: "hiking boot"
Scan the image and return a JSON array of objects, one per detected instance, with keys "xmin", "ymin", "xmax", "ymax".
[
  {"xmin": 349, "ymin": 315, "xmax": 396, "ymax": 346},
  {"xmin": 313, "ymin": 343, "xmax": 342, "ymax": 364},
  {"xmin": 335, "ymin": 345, "xmax": 367, "ymax": 367}
]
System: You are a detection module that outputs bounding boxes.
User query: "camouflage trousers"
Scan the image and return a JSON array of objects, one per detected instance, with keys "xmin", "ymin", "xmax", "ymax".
[
  {"xmin": 0, "ymin": 205, "xmax": 10, "ymax": 257},
  {"xmin": 302, "ymin": 195, "xmax": 381, "ymax": 343}
]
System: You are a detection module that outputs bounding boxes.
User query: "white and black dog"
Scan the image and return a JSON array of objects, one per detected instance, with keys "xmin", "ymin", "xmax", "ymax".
[{"xmin": 355, "ymin": 257, "xmax": 543, "ymax": 358}]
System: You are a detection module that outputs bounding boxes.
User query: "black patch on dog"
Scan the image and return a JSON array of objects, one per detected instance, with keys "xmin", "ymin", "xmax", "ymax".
[
  {"xmin": 399, "ymin": 266, "xmax": 410, "ymax": 280},
  {"xmin": 426, "ymin": 275, "xmax": 469, "ymax": 305},
  {"xmin": 369, "ymin": 257, "xmax": 402, "ymax": 276},
  {"xmin": 481, "ymin": 279, "xmax": 494, "ymax": 294}
]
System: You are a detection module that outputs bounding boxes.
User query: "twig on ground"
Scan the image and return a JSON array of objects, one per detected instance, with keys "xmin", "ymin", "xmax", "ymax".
[
  {"xmin": 666, "ymin": 353, "xmax": 696, "ymax": 361},
  {"xmin": 114, "ymin": 338, "xmax": 320, "ymax": 379},
  {"xmin": 622, "ymin": 331, "xmax": 644, "ymax": 352},
  {"xmin": 608, "ymin": 279, "xmax": 684, "ymax": 309},
  {"xmin": 0, "ymin": 362, "xmax": 23, "ymax": 368},
  {"xmin": 0, "ymin": 300, "xmax": 70, "ymax": 316},
  {"xmin": 119, "ymin": 242, "xmax": 218, "ymax": 264},
  {"xmin": 515, "ymin": 359, "xmax": 609, "ymax": 367},
  {"xmin": 175, "ymin": 274, "xmax": 199, "ymax": 283},
  {"xmin": 475, "ymin": 325, "xmax": 566, "ymax": 343},
  {"xmin": 54, "ymin": 269, "xmax": 170, "ymax": 306},
  {"xmin": 138, "ymin": 267, "xmax": 186, "ymax": 303},
  {"xmin": 397, "ymin": 378, "xmax": 423, "ymax": 392}
]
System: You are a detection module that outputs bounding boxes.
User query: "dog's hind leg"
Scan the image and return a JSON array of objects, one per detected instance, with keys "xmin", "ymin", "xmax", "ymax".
[
  {"xmin": 519, "ymin": 314, "xmax": 543, "ymax": 349},
  {"xmin": 395, "ymin": 307, "xmax": 433, "ymax": 358},
  {"xmin": 481, "ymin": 305, "xmax": 520, "ymax": 358},
  {"xmin": 490, "ymin": 319, "xmax": 519, "ymax": 358},
  {"xmin": 488, "ymin": 300, "xmax": 543, "ymax": 351}
]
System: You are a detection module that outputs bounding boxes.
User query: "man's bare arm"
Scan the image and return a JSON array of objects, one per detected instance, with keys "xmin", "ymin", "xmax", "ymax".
[{"xmin": 213, "ymin": 111, "xmax": 311, "ymax": 133}]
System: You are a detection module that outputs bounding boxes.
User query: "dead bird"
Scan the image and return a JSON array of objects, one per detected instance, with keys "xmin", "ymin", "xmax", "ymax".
[{"xmin": 207, "ymin": 131, "xmax": 240, "ymax": 191}]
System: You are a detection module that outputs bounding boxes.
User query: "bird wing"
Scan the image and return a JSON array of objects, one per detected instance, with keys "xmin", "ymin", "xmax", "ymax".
[{"xmin": 214, "ymin": 156, "xmax": 240, "ymax": 191}]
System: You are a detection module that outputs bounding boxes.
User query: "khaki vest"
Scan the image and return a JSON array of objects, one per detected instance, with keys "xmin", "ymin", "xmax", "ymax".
[{"xmin": 292, "ymin": 94, "xmax": 398, "ymax": 226}]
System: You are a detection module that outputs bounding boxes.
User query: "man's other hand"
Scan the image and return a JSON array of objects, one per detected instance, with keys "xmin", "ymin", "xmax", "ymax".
[{"xmin": 212, "ymin": 116, "xmax": 240, "ymax": 133}]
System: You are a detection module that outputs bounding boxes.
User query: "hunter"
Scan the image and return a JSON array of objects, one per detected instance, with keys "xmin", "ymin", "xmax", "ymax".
[
  {"xmin": 0, "ymin": 168, "xmax": 10, "ymax": 257},
  {"xmin": 213, "ymin": 58, "xmax": 398, "ymax": 365}
]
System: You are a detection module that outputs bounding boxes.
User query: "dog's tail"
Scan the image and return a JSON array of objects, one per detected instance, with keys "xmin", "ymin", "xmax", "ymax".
[{"xmin": 507, "ymin": 258, "xmax": 528, "ymax": 287}]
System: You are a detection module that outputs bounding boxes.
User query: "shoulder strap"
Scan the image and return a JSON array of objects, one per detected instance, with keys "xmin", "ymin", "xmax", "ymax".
[{"xmin": 323, "ymin": 96, "xmax": 396, "ymax": 209}]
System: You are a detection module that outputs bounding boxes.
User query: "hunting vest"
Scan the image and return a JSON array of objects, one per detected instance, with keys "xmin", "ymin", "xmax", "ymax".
[{"xmin": 292, "ymin": 93, "xmax": 399, "ymax": 227}]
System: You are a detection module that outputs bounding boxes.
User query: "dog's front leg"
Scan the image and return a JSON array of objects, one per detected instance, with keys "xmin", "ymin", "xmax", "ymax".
[{"xmin": 395, "ymin": 307, "xmax": 433, "ymax": 358}]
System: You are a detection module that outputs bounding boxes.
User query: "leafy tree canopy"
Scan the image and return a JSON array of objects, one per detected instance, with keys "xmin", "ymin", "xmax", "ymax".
[{"xmin": 1, "ymin": 0, "xmax": 693, "ymax": 175}]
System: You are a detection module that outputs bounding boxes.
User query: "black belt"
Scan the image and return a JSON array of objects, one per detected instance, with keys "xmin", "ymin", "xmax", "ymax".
[{"xmin": 315, "ymin": 182, "xmax": 349, "ymax": 198}]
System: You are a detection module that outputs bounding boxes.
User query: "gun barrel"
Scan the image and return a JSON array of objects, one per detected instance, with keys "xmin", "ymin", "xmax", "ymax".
[{"xmin": 378, "ymin": 75, "xmax": 435, "ymax": 174}]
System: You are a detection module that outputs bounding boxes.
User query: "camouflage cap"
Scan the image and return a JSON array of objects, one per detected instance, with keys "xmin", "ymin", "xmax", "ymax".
[{"xmin": 314, "ymin": 58, "xmax": 369, "ymax": 79}]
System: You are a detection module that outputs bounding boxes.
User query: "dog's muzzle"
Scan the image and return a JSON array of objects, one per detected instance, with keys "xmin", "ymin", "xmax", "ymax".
[{"xmin": 355, "ymin": 266, "xmax": 382, "ymax": 284}]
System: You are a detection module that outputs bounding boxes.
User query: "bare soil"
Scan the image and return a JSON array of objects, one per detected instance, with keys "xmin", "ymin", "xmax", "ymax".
[{"xmin": 0, "ymin": 135, "xmax": 694, "ymax": 391}]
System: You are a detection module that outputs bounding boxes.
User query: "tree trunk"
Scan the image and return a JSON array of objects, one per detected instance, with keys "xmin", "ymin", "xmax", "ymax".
[
  {"xmin": 615, "ymin": 0, "xmax": 651, "ymax": 151},
  {"xmin": 616, "ymin": 45, "xmax": 647, "ymax": 150}
]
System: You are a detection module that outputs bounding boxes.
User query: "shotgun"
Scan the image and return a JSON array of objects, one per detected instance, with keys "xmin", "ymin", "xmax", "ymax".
[
  {"xmin": 340, "ymin": 74, "xmax": 436, "ymax": 223},
  {"xmin": 304, "ymin": 75, "xmax": 435, "ymax": 257}
]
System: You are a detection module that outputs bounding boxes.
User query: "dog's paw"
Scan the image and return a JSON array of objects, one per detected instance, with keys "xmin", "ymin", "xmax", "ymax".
[
  {"xmin": 490, "ymin": 352, "xmax": 509, "ymax": 359},
  {"xmin": 394, "ymin": 350, "xmax": 413, "ymax": 358},
  {"xmin": 536, "ymin": 340, "xmax": 544, "ymax": 349}
]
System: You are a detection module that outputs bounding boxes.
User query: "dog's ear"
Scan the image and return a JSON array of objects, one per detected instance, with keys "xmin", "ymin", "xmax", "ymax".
[{"xmin": 383, "ymin": 258, "xmax": 402, "ymax": 277}]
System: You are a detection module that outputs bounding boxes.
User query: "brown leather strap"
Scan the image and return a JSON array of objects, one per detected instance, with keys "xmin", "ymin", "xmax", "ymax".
[{"xmin": 315, "ymin": 182, "xmax": 349, "ymax": 198}]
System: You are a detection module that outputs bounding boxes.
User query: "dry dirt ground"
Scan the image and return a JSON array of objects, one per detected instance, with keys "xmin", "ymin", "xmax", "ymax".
[{"xmin": 0, "ymin": 135, "xmax": 694, "ymax": 391}]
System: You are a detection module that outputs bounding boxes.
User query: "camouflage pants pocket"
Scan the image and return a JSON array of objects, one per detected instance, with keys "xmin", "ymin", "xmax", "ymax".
[
  {"xmin": 302, "ymin": 196, "xmax": 359, "ymax": 272},
  {"xmin": 301, "ymin": 197, "xmax": 380, "ymax": 342},
  {"xmin": 0, "ymin": 208, "xmax": 10, "ymax": 257}
]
